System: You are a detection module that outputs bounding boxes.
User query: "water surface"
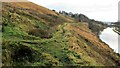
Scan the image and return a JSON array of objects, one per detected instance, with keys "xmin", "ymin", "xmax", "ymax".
[{"xmin": 99, "ymin": 27, "xmax": 119, "ymax": 53}]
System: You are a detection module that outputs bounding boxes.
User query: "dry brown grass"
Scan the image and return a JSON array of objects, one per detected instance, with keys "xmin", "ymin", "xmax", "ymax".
[
  {"xmin": 9, "ymin": 2, "xmax": 57, "ymax": 16},
  {"xmin": 65, "ymin": 23, "xmax": 112, "ymax": 52}
]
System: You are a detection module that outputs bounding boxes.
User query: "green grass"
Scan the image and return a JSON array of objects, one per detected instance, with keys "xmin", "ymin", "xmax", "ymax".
[{"xmin": 2, "ymin": 22, "xmax": 85, "ymax": 66}]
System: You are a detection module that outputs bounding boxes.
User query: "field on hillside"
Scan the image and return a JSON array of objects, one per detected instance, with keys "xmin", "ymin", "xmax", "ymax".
[{"xmin": 2, "ymin": 2, "xmax": 120, "ymax": 66}]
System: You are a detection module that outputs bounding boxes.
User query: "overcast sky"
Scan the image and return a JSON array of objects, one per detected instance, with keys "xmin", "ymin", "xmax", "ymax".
[{"xmin": 28, "ymin": 0, "xmax": 119, "ymax": 22}]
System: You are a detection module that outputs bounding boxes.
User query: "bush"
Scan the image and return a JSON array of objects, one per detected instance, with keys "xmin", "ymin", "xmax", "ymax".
[{"xmin": 28, "ymin": 29, "xmax": 52, "ymax": 38}]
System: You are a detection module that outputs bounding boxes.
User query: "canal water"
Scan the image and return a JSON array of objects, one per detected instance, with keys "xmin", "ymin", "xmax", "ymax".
[{"xmin": 99, "ymin": 27, "xmax": 119, "ymax": 53}]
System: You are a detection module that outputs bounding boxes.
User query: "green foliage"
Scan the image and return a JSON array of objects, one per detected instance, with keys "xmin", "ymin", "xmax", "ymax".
[
  {"xmin": 34, "ymin": 20, "xmax": 49, "ymax": 30},
  {"xmin": 3, "ymin": 26, "xmax": 25, "ymax": 36}
]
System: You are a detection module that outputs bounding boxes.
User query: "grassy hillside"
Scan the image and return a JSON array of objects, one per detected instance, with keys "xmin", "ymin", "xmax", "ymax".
[
  {"xmin": 2, "ymin": 2, "xmax": 120, "ymax": 66},
  {"xmin": 59, "ymin": 11, "xmax": 107, "ymax": 35}
]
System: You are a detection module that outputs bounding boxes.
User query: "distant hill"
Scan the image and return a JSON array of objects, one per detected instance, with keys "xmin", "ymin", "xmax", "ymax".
[{"xmin": 2, "ymin": 2, "xmax": 120, "ymax": 66}]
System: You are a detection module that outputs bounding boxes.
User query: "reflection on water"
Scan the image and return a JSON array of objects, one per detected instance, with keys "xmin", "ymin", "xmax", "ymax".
[{"xmin": 99, "ymin": 27, "xmax": 119, "ymax": 53}]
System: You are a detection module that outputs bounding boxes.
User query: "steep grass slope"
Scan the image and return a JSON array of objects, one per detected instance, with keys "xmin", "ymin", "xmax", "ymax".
[{"xmin": 2, "ymin": 2, "xmax": 120, "ymax": 66}]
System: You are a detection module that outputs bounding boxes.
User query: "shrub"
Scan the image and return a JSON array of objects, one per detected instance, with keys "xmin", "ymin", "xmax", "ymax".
[{"xmin": 28, "ymin": 29, "xmax": 52, "ymax": 38}]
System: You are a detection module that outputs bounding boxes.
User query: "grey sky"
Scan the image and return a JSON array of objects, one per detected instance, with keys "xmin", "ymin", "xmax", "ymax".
[{"xmin": 28, "ymin": 0, "xmax": 119, "ymax": 22}]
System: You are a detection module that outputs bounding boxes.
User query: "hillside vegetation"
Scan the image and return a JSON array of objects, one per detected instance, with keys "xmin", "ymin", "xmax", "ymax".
[
  {"xmin": 2, "ymin": 2, "xmax": 120, "ymax": 66},
  {"xmin": 59, "ymin": 11, "xmax": 107, "ymax": 35}
]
